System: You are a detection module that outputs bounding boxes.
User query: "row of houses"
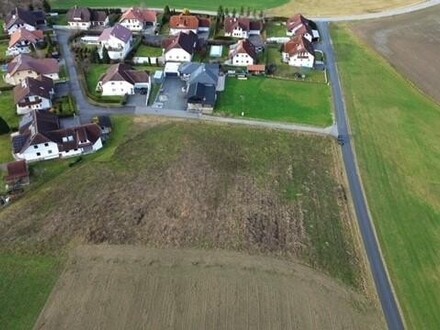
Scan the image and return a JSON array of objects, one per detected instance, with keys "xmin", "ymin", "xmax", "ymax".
[{"xmin": 1, "ymin": 7, "xmax": 107, "ymax": 164}]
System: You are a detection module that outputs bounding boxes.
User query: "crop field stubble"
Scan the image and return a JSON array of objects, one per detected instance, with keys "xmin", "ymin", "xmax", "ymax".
[
  {"xmin": 34, "ymin": 246, "xmax": 383, "ymax": 330},
  {"xmin": 352, "ymin": 5, "xmax": 440, "ymax": 105}
]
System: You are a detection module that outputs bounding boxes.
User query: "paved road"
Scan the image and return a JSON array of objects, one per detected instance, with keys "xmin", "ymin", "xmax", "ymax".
[
  {"xmin": 55, "ymin": 29, "xmax": 136, "ymax": 123},
  {"xmin": 318, "ymin": 22, "xmax": 404, "ymax": 330}
]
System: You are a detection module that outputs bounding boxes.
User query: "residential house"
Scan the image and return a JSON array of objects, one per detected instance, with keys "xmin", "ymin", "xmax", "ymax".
[
  {"xmin": 11, "ymin": 110, "xmax": 103, "ymax": 162},
  {"xmin": 163, "ymin": 31, "xmax": 198, "ymax": 63},
  {"xmin": 4, "ymin": 160, "xmax": 30, "ymax": 186},
  {"xmin": 13, "ymin": 75, "xmax": 54, "ymax": 114},
  {"xmin": 119, "ymin": 7, "xmax": 157, "ymax": 32},
  {"xmin": 7, "ymin": 28, "xmax": 44, "ymax": 56},
  {"xmin": 224, "ymin": 17, "xmax": 262, "ymax": 39},
  {"xmin": 286, "ymin": 14, "xmax": 320, "ymax": 42},
  {"xmin": 228, "ymin": 39, "xmax": 257, "ymax": 66},
  {"xmin": 97, "ymin": 63, "xmax": 150, "ymax": 96},
  {"xmin": 98, "ymin": 24, "xmax": 133, "ymax": 61},
  {"xmin": 4, "ymin": 54, "xmax": 59, "ymax": 85},
  {"xmin": 4, "ymin": 7, "xmax": 46, "ymax": 35},
  {"xmin": 66, "ymin": 6, "xmax": 109, "ymax": 30},
  {"xmin": 169, "ymin": 13, "xmax": 210, "ymax": 35},
  {"xmin": 282, "ymin": 35, "xmax": 315, "ymax": 68},
  {"xmin": 178, "ymin": 62, "xmax": 222, "ymax": 113}
]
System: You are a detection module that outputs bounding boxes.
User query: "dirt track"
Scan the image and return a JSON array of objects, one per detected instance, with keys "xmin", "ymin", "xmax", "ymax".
[
  {"xmin": 34, "ymin": 245, "xmax": 383, "ymax": 330},
  {"xmin": 352, "ymin": 5, "xmax": 440, "ymax": 104}
]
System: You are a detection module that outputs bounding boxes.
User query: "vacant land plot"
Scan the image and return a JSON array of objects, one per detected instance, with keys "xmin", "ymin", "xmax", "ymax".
[
  {"xmin": 0, "ymin": 91, "xmax": 18, "ymax": 163},
  {"xmin": 332, "ymin": 24, "xmax": 440, "ymax": 329},
  {"xmin": 216, "ymin": 77, "xmax": 332, "ymax": 126},
  {"xmin": 269, "ymin": 0, "xmax": 422, "ymax": 17},
  {"xmin": 1, "ymin": 118, "xmax": 360, "ymax": 286},
  {"xmin": 136, "ymin": 44, "xmax": 162, "ymax": 57},
  {"xmin": 352, "ymin": 5, "xmax": 440, "ymax": 105},
  {"xmin": 0, "ymin": 253, "xmax": 61, "ymax": 329},
  {"xmin": 35, "ymin": 245, "xmax": 382, "ymax": 330},
  {"xmin": 85, "ymin": 64, "xmax": 110, "ymax": 95}
]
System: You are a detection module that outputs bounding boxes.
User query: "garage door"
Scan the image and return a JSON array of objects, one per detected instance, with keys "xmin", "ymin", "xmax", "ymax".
[{"xmin": 165, "ymin": 72, "xmax": 178, "ymax": 77}]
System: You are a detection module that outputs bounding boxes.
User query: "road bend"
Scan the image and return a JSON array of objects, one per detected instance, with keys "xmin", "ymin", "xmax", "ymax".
[{"xmin": 318, "ymin": 22, "xmax": 405, "ymax": 330}]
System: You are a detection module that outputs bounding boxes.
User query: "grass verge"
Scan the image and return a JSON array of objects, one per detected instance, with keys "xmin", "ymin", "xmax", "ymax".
[
  {"xmin": 216, "ymin": 76, "xmax": 332, "ymax": 126},
  {"xmin": 332, "ymin": 24, "xmax": 440, "ymax": 329}
]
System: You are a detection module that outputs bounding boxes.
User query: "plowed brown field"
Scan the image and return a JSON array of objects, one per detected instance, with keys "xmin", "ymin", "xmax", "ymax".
[
  {"xmin": 34, "ymin": 246, "xmax": 383, "ymax": 330},
  {"xmin": 352, "ymin": 5, "xmax": 440, "ymax": 104}
]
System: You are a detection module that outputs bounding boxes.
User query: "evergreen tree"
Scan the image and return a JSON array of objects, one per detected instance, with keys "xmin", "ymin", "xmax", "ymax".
[
  {"xmin": 28, "ymin": 3, "xmax": 34, "ymax": 11},
  {"xmin": 259, "ymin": 10, "xmax": 264, "ymax": 19},
  {"xmin": 101, "ymin": 47, "xmax": 110, "ymax": 64},
  {"xmin": 42, "ymin": 0, "xmax": 51, "ymax": 12},
  {"xmin": 91, "ymin": 46, "xmax": 100, "ymax": 64},
  {"xmin": 246, "ymin": 7, "xmax": 251, "ymax": 17},
  {"xmin": 217, "ymin": 5, "xmax": 223, "ymax": 18},
  {"xmin": 252, "ymin": 8, "xmax": 257, "ymax": 18},
  {"xmin": 0, "ymin": 116, "xmax": 10, "ymax": 135},
  {"xmin": 239, "ymin": 6, "xmax": 244, "ymax": 17},
  {"xmin": 232, "ymin": 8, "xmax": 237, "ymax": 18},
  {"xmin": 224, "ymin": 8, "xmax": 229, "ymax": 17},
  {"xmin": 163, "ymin": 5, "xmax": 171, "ymax": 20}
]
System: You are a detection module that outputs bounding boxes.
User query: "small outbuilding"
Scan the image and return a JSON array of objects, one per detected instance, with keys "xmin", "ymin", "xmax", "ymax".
[{"xmin": 4, "ymin": 160, "xmax": 30, "ymax": 186}]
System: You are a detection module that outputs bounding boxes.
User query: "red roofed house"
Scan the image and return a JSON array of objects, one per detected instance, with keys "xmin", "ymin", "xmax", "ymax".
[
  {"xmin": 224, "ymin": 17, "xmax": 262, "ymax": 39},
  {"xmin": 282, "ymin": 35, "xmax": 315, "ymax": 68},
  {"xmin": 7, "ymin": 28, "xmax": 44, "ymax": 56},
  {"xmin": 11, "ymin": 110, "xmax": 103, "ymax": 162},
  {"xmin": 4, "ymin": 54, "xmax": 59, "ymax": 85},
  {"xmin": 228, "ymin": 39, "xmax": 257, "ymax": 66},
  {"xmin": 286, "ymin": 14, "xmax": 320, "ymax": 42},
  {"xmin": 97, "ymin": 63, "xmax": 150, "ymax": 96},
  {"xmin": 169, "ymin": 13, "xmax": 210, "ymax": 35},
  {"xmin": 163, "ymin": 31, "xmax": 198, "ymax": 62},
  {"xmin": 4, "ymin": 160, "xmax": 30, "ymax": 185},
  {"xmin": 119, "ymin": 7, "xmax": 157, "ymax": 32},
  {"xmin": 13, "ymin": 75, "xmax": 54, "ymax": 114}
]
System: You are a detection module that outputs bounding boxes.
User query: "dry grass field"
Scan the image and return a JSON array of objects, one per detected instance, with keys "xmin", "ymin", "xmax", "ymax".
[
  {"xmin": 34, "ymin": 245, "xmax": 383, "ymax": 330},
  {"xmin": 352, "ymin": 5, "xmax": 440, "ymax": 104},
  {"xmin": 269, "ymin": 0, "xmax": 423, "ymax": 17}
]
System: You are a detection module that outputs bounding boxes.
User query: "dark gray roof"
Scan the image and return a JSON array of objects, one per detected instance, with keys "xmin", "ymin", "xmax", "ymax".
[
  {"xmin": 13, "ymin": 75, "xmax": 54, "ymax": 104},
  {"xmin": 187, "ymin": 82, "xmax": 216, "ymax": 106},
  {"xmin": 67, "ymin": 7, "xmax": 108, "ymax": 23},
  {"xmin": 163, "ymin": 31, "xmax": 198, "ymax": 55},
  {"xmin": 187, "ymin": 64, "xmax": 219, "ymax": 85},
  {"xmin": 99, "ymin": 24, "xmax": 132, "ymax": 43},
  {"xmin": 5, "ymin": 7, "xmax": 45, "ymax": 29}
]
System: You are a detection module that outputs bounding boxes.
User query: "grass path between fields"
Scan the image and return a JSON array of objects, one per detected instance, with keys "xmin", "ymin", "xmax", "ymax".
[{"xmin": 332, "ymin": 24, "xmax": 440, "ymax": 329}]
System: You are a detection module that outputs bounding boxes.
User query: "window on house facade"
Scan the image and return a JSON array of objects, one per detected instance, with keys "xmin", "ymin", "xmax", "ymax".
[
  {"xmin": 44, "ymin": 143, "xmax": 49, "ymax": 147},
  {"xmin": 34, "ymin": 145, "xmax": 38, "ymax": 149},
  {"xmin": 36, "ymin": 152, "xmax": 41, "ymax": 156}
]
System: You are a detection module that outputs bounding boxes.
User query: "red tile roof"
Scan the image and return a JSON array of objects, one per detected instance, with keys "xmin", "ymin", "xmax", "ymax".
[
  {"xmin": 120, "ymin": 7, "xmax": 157, "ymax": 23},
  {"xmin": 169, "ymin": 14, "xmax": 199, "ymax": 30},
  {"xmin": 9, "ymin": 28, "xmax": 44, "ymax": 48},
  {"xmin": 5, "ymin": 160, "xmax": 29, "ymax": 183},
  {"xmin": 283, "ymin": 35, "xmax": 314, "ymax": 57},
  {"xmin": 229, "ymin": 39, "xmax": 257, "ymax": 60},
  {"xmin": 7, "ymin": 54, "xmax": 59, "ymax": 76}
]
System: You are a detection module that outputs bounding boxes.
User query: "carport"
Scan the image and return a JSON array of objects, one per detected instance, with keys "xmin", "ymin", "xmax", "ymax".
[{"xmin": 164, "ymin": 62, "xmax": 181, "ymax": 77}]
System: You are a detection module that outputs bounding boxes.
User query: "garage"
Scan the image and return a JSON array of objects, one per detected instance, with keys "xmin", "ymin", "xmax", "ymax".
[{"xmin": 164, "ymin": 62, "xmax": 181, "ymax": 77}]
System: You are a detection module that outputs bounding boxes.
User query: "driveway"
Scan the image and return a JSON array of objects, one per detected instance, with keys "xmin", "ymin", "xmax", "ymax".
[{"xmin": 156, "ymin": 77, "xmax": 187, "ymax": 111}]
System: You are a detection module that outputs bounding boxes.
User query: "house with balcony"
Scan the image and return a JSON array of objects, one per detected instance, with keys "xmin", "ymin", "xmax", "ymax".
[
  {"xmin": 119, "ymin": 7, "xmax": 157, "ymax": 32},
  {"xmin": 282, "ymin": 35, "xmax": 315, "ymax": 68},
  {"xmin": 224, "ymin": 17, "xmax": 262, "ymax": 39},
  {"xmin": 98, "ymin": 24, "xmax": 133, "ymax": 61},
  {"xmin": 7, "ymin": 28, "xmax": 44, "ymax": 56},
  {"xmin": 4, "ymin": 7, "xmax": 46, "ymax": 35},
  {"xmin": 13, "ymin": 75, "xmax": 54, "ymax": 115}
]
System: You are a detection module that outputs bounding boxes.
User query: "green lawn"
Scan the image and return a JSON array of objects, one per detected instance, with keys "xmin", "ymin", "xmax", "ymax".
[
  {"xmin": 265, "ymin": 21, "xmax": 287, "ymax": 37},
  {"xmin": 51, "ymin": 0, "xmax": 287, "ymax": 11},
  {"xmin": 0, "ymin": 40, "xmax": 12, "ymax": 63},
  {"xmin": 332, "ymin": 24, "xmax": 440, "ymax": 329},
  {"xmin": 0, "ymin": 91, "xmax": 19, "ymax": 129},
  {"xmin": 86, "ymin": 64, "xmax": 110, "ymax": 96},
  {"xmin": 216, "ymin": 77, "xmax": 332, "ymax": 126},
  {"xmin": 135, "ymin": 44, "xmax": 163, "ymax": 58},
  {"xmin": 0, "ymin": 253, "xmax": 61, "ymax": 330}
]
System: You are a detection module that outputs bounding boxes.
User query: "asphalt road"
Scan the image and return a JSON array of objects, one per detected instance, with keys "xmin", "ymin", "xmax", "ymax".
[{"xmin": 318, "ymin": 22, "xmax": 404, "ymax": 330}]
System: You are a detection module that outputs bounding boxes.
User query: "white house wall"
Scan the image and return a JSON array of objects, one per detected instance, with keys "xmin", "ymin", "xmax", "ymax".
[
  {"xmin": 164, "ymin": 48, "xmax": 192, "ymax": 62},
  {"xmin": 231, "ymin": 53, "xmax": 254, "ymax": 66},
  {"xmin": 68, "ymin": 21, "xmax": 92, "ymax": 30},
  {"xmin": 7, "ymin": 23, "xmax": 36, "ymax": 35},
  {"xmin": 169, "ymin": 28, "xmax": 197, "ymax": 35},
  {"xmin": 17, "ymin": 141, "xmax": 59, "ymax": 162},
  {"xmin": 16, "ymin": 97, "xmax": 52, "ymax": 114},
  {"xmin": 101, "ymin": 80, "xmax": 134, "ymax": 96}
]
